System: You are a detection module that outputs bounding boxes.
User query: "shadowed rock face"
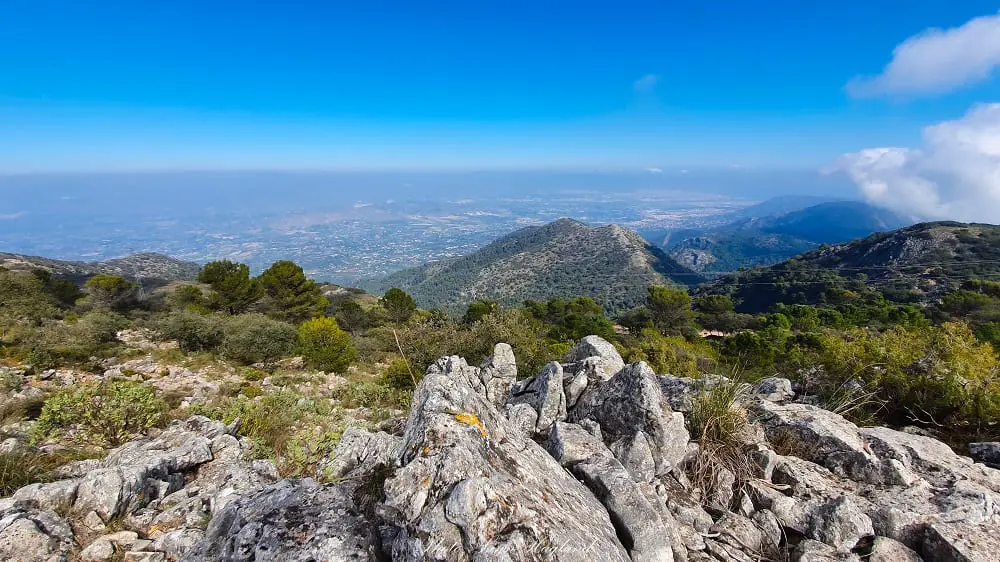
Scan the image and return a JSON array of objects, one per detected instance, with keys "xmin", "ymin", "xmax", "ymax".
[{"xmin": 3, "ymin": 335, "xmax": 999, "ymax": 562}]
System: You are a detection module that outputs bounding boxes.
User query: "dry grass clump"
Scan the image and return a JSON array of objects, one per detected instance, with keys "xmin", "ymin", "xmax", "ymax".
[{"xmin": 686, "ymin": 378, "xmax": 759, "ymax": 510}]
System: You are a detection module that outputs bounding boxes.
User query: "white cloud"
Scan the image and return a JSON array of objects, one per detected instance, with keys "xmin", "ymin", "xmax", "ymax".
[
  {"xmin": 633, "ymin": 74, "xmax": 659, "ymax": 93},
  {"xmin": 828, "ymin": 103, "xmax": 1000, "ymax": 222},
  {"xmin": 847, "ymin": 13, "xmax": 1000, "ymax": 97},
  {"xmin": 0, "ymin": 212, "xmax": 26, "ymax": 220},
  {"xmin": 646, "ymin": 167, "xmax": 663, "ymax": 173}
]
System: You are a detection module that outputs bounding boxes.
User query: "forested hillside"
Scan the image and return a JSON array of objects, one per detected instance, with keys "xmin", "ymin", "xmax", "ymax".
[{"xmin": 364, "ymin": 218, "xmax": 702, "ymax": 315}]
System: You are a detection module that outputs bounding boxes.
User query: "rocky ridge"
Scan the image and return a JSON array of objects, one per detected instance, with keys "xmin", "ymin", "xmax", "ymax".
[
  {"xmin": 2, "ymin": 335, "xmax": 999, "ymax": 561},
  {"xmin": 0, "ymin": 252, "xmax": 201, "ymax": 285},
  {"xmin": 364, "ymin": 218, "xmax": 701, "ymax": 315}
]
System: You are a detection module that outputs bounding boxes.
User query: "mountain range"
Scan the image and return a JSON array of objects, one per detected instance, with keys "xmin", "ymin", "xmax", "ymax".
[
  {"xmin": 659, "ymin": 201, "xmax": 915, "ymax": 275},
  {"xmin": 0, "ymin": 252, "xmax": 201, "ymax": 286},
  {"xmin": 362, "ymin": 218, "xmax": 700, "ymax": 315},
  {"xmin": 697, "ymin": 221, "xmax": 1000, "ymax": 312}
]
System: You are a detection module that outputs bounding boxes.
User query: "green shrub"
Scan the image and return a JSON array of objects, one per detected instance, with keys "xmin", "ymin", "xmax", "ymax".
[
  {"xmin": 621, "ymin": 328, "xmax": 715, "ymax": 377},
  {"xmin": 242, "ymin": 367, "xmax": 267, "ymax": 381},
  {"xmin": 152, "ymin": 310, "xmax": 225, "ymax": 352},
  {"xmin": 332, "ymin": 379, "xmax": 410, "ymax": 410},
  {"xmin": 280, "ymin": 427, "xmax": 344, "ymax": 479},
  {"xmin": 221, "ymin": 313, "xmax": 297, "ymax": 365},
  {"xmin": 72, "ymin": 310, "xmax": 127, "ymax": 345},
  {"xmin": 23, "ymin": 311, "xmax": 127, "ymax": 368},
  {"xmin": 192, "ymin": 390, "xmax": 306, "ymax": 459},
  {"xmin": 85, "ymin": 274, "xmax": 138, "ymax": 310},
  {"xmin": 382, "ymin": 359, "xmax": 417, "ymax": 390},
  {"xmin": 239, "ymin": 383, "xmax": 264, "ymax": 398},
  {"xmin": 812, "ymin": 322, "xmax": 1000, "ymax": 428},
  {"xmin": 297, "ymin": 317, "xmax": 356, "ymax": 373},
  {"xmin": 32, "ymin": 380, "xmax": 167, "ymax": 446},
  {"xmin": 0, "ymin": 370, "xmax": 23, "ymax": 393}
]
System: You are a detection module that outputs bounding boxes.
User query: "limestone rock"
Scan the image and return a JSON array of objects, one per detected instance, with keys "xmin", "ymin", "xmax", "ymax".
[
  {"xmin": 323, "ymin": 426, "xmax": 401, "ymax": 480},
  {"xmin": 571, "ymin": 361, "xmax": 689, "ymax": 475},
  {"xmin": 808, "ymin": 497, "xmax": 874, "ymax": 553},
  {"xmin": 150, "ymin": 528, "xmax": 205, "ymax": 560},
  {"xmin": 507, "ymin": 361, "xmax": 567, "ymax": 433},
  {"xmin": 384, "ymin": 360, "xmax": 630, "ymax": 561},
  {"xmin": 968, "ymin": 442, "xmax": 1000, "ymax": 468},
  {"xmin": 565, "ymin": 335, "xmax": 625, "ymax": 377},
  {"xmin": 547, "ymin": 422, "xmax": 680, "ymax": 562},
  {"xmin": 12, "ymin": 479, "xmax": 79, "ymax": 513},
  {"xmin": 480, "ymin": 342, "xmax": 518, "ymax": 408},
  {"xmin": 0, "ymin": 507, "xmax": 75, "ymax": 562},
  {"xmin": 80, "ymin": 538, "xmax": 116, "ymax": 561},
  {"xmin": 922, "ymin": 522, "xmax": 1000, "ymax": 562},
  {"xmin": 868, "ymin": 536, "xmax": 922, "ymax": 562},
  {"xmin": 753, "ymin": 377, "xmax": 794, "ymax": 402},
  {"xmin": 793, "ymin": 539, "xmax": 859, "ymax": 561},
  {"xmin": 752, "ymin": 400, "xmax": 879, "ymax": 481},
  {"xmin": 710, "ymin": 512, "xmax": 762, "ymax": 555},
  {"xmin": 657, "ymin": 376, "xmax": 700, "ymax": 413},
  {"xmin": 183, "ymin": 478, "xmax": 375, "ymax": 562}
]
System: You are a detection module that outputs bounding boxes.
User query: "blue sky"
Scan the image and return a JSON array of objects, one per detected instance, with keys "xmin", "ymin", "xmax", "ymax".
[{"xmin": 2, "ymin": 1, "xmax": 1000, "ymax": 172}]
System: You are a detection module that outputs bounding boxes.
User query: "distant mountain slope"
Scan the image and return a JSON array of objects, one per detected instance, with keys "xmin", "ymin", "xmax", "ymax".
[
  {"xmin": 363, "ymin": 218, "xmax": 702, "ymax": 315},
  {"xmin": 0, "ymin": 252, "xmax": 201, "ymax": 285},
  {"xmin": 697, "ymin": 221, "xmax": 1000, "ymax": 313},
  {"xmin": 667, "ymin": 201, "xmax": 914, "ymax": 275},
  {"xmin": 729, "ymin": 195, "xmax": 840, "ymax": 221}
]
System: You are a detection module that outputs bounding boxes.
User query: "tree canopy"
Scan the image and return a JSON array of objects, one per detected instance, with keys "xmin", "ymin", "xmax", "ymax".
[
  {"xmin": 258, "ymin": 260, "xmax": 329, "ymax": 323},
  {"xmin": 198, "ymin": 260, "xmax": 263, "ymax": 314},
  {"xmin": 381, "ymin": 288, "xmax": 417, "ymax": 323}
]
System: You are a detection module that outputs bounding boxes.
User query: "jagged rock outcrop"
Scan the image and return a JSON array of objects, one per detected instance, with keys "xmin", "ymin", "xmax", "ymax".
[
  {"xmin": 0, "ymin": 417, "xmax": 278, "ymax": 562},
  {"xmin": 4, "ymin": 334, "xmax": 1000, "ymax": 562},
  {"xmin": 380, "ymin": 353, "xmax": 629, "ymax": 561},
  {"xmin": 570, "ymin": 361, "xmax": 689, "ymax": 476}
]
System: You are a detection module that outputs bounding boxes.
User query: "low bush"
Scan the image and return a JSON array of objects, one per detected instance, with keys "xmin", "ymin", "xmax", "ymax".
[
  {"xmin": 31, "ymin": 380, "xmax": 168, "ymax": 446},
  {"xmin": 192, "ymin": 390, "xmax": 310, "ymax": 460},
  {"xmin": 242, "ymin": 367, "xmax": 267, "ymax": 382},
  {"xmin": 381, "ymin": 359, "xmax": 417, "ymax": 390},
  {"xmin": 332, "ymin": 378, "xmax": 410, "ymax": 411},
  {"xmin": 220, "ymin": 313, "xmax": 297, "ymax": 365},
  {"xmin": 20, "ymin": 311, "xmax": 128, "ymax": 369},
  {"xmin": 297, "ymin": 317, "xmax": 355, "ymax": 373},
  {"xmin": 621, "ymin": 328, "xmax": 715, "ymax": 377},
  {"xmin": 812, "ymin": 322, "xmax": 1000, "ymax": 428},
  {"xmin": 151, "ymin": 310, "xmax": 225, "ymax": 352}
]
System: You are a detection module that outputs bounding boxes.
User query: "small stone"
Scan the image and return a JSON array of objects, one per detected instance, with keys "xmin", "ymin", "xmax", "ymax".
[
  {"xmin": 754, "ymin": 377, "xmax": 795, "ymax": 402},
  {"xmin": 123, "ymin": 552, "xmax": 166, "ymax": 562},
  {"xmin": 868, "ymin": 536, "xmax": 921, "ymax": 562},
  {"xmin": 83, "ymin": 510, "xmax": 107, "ymax": 532},
  {"xmin": 808, "ymin": 496, "xmax": 874, "ymax": 553},
  {"xmin": 80, "ymin": 539, "xmax": 115, "ymax": 562}
]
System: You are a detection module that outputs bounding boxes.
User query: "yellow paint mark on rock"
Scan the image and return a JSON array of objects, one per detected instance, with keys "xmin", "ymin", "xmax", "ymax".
[{"xmin": 454, "ymin": 412, "xmax": 488, "ymax": 438}]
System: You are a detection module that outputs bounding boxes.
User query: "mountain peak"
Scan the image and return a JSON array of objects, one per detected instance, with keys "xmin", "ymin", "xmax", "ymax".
[{"xmin": 364, "ymin": 218, "xmax": 701, "ymax": 315}]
